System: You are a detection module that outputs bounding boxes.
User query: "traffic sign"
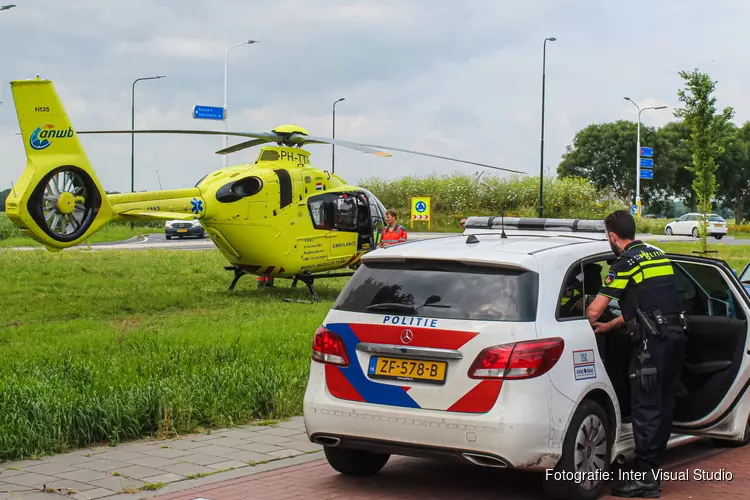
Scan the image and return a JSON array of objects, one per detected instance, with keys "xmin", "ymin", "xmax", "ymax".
[
  {"xmin": 631, "ymin": 205, "xmax": 637, "ymax": 215},
  {"xmin": 640, "ymin": 147, "xmax": 653, "ymax": 157},
  {"xmin": 640, "ymin": 158, "xmax": 654, "ymax": 168},
  {"xmin": 410, "ymin": 196, "xmax": 431, "ymax": 230},
  {"xmin": 193, "ymin": 105, "xmax": 225, "ymax": 120},
  {"xmin": 640, "ymin": 169, "xmax": 653, "ymax": 179}
]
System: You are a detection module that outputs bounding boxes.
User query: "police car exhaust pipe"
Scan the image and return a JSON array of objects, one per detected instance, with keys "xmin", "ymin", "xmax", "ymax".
[
  {"xmin": 461, "ymin": 453, "xmax": 508, "ymax": 468},
  {"xmin": 312, "ymin": 436, "xmax": 341, "ymax": 447}
]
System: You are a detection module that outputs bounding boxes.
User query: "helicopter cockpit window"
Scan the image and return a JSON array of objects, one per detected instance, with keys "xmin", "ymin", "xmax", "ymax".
[
  {"xmin": 308, "ymin": 196, "xmax": 333, "ymax": 230},
  {"xmin": 335, "ymin": 196, "xmax": 358, "ymax": 231}
]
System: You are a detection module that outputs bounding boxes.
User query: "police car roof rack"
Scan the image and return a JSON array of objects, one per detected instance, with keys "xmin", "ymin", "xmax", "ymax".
[{"xmin": 462, "ymin": 216, "xmax": 606, "ymax": 234}]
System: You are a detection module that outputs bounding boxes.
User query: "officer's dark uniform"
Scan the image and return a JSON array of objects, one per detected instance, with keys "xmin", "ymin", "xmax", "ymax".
[{"xmin": 598, "ymin": 241, "xmax": 688, "ymax": 484}]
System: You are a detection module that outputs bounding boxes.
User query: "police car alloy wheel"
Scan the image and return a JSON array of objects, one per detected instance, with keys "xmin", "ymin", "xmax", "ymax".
[
  {"xmin": 323, "ymin": 446, "xmax": 390, "ymax": 476},
  {"xmin": 543, "ymin": 399, "xmax": 612, "ymax": 500}
]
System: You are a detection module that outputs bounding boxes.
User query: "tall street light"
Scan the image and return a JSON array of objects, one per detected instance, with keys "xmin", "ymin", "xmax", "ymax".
[
  {"xmin": 223, "ymin": 39, "xmax": 258, "ymax": 168},
  {"xmin": 538, "ymin": 36, "xmax": 556, "ymax": 218},
  {"xmin": 131, "ymin": 75, "xmax": 166, "ymax": 193},
  {"xmin": 332, "ymin": 97, "xmax": 345, "ymax": 173},
  {"xmin": 0, "ymin": 5, "xmax": 15, "ymax": 106},
  {"xmin": 623, "ymin": 97, "xmax": 667, "ymax": 216}
]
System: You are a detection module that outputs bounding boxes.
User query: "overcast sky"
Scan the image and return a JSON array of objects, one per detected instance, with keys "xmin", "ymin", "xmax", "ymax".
[{"xmin": 1, "ymin": 0, "xmax": 748, "ymax": 193}]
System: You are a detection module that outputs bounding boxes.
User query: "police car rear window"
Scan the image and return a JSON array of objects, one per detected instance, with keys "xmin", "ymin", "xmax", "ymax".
[{"xmin": 332, "ymin": 260, "xmax": 538, "ymax": 322}]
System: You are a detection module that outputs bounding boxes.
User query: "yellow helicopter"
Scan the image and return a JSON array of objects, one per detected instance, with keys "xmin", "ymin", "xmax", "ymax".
[{"xmin": 4, "ymin": 77, "xmax": 525, "ymax": 300}]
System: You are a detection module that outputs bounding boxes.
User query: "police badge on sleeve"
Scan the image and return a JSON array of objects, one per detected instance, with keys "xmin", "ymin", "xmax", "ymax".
[{"xmin": 605, "ymin": 271, "xmax": 615, "ymax": 285}]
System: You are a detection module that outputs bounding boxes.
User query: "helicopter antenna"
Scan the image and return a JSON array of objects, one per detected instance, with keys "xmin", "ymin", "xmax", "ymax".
[
  {"xmin": 156, "ymin": 170, "xmax": 163, "ymax": 190},
  {"xmin": 501, "ymin": 213, "xmax": 507, "ymax": 239},
  {"xmin": 10, "ymin": 181, "xmax": 17, "ymax": 198}
]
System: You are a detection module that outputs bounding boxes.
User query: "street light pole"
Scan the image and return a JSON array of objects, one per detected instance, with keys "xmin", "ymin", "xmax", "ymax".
[
  {"xmin": 623, "ymin": 97, "xmax": 667, "ymax": 215},
  {"xmin": 131, "ymin": 75, "xmax": 166, "ymax": 193},
  {"xmin": 538, "ymin": 36, "xmax": 556, "ymax": 218},
  {"xmin": 223, "ymin": 39, "xmax": 258, "ymax": 168},
  {"xmin": 0, "ymin": 5, "xmax": 15, "ymax": 107},
  {"xmin": 332, "ymin": 97, "xmax": 345, "ymax": 173}
]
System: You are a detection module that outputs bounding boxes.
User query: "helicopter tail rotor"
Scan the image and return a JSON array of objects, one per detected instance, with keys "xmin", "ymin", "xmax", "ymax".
[{"xmin": 4, "ymin": 78, "xmax": 115, "ymax": 250}]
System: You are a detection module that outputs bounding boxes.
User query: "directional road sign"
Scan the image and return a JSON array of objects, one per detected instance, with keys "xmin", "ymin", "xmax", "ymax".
[
  {"xmin": 640, "ymin": 158, "xmax": 654, "ymax": 168},
  {"xmin": 193, "ymin": 105, "xmax": 225, "ymax": 120},
  {"xmin": 640, "ymin": 147, "xmax": 653, "ymax": 157},
  {"xmin": 640, "ymin": 169, "xmax": 653, "ymax": 179},
  {"xmin": 631, "ymin": 205, "xmax": 638, "ymax": 215},
  {"xmin": 410, "ymin": 196, "xmax": 431, "ymax": 230}
]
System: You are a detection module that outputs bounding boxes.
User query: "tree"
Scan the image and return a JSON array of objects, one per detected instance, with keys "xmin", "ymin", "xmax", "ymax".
[
  {"xmin": 557, "ymin": 121, "xmax": 676, "ymax": 209},
  {"xmin": 674, "ymin": 69, "xmax": 735, "ymax": 252},
  {"xmin": 0, "ymin": 188, "xmax": 10, "ymax": 212},
  {"xmin": 654, "ymin": 121, "xmax": 696, "ymax": 211},
  {"xmin": 716, "ymin": 122, "xmax": 750, "ymax": 223}
]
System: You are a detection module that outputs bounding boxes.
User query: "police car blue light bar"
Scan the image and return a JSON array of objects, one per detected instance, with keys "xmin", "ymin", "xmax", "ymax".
[{"xmin": 462, "ymin": 216, "xmax": 606, "ymax": 233}]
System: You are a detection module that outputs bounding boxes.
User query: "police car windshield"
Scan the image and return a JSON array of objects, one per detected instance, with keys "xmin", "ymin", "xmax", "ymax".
[{"xmin": 333, "ymin": 260, "xmax": 538, "ymax": 322}]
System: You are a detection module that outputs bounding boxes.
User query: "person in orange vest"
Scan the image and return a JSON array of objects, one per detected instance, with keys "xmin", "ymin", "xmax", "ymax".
[
  {"xmin": 257, "ymin": 275, "xmax": 274, "ymax": 288},
  {"xmin": 378, "ymin": 209, "xmax": 408, "ymax": 247}
]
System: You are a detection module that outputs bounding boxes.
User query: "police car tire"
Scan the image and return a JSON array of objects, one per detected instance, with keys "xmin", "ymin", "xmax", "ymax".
[
  {"xmin": 543, "ymin": 399, "xmax": 612, "ymax": 500},
  {"xmin": 323, "ymin": 446, "xmax": 390, "ymax": 476}
]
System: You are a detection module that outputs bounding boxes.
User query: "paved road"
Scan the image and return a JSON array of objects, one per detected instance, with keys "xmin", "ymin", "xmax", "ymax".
[
  {"xmin": 7, "ymin": 231, "xmax": 750, "ymax": 252},
  {"xmin": 152, "ymin": 438, "xmax": 746, "ymax": 500}
]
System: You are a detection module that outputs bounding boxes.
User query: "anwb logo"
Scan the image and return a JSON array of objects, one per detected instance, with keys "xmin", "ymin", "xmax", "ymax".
[{"xmin": 29, "ymin": 124, "xmax": 75, "ymax": 151}]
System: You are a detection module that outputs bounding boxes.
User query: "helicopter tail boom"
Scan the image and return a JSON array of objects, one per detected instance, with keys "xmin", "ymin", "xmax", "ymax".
[{"xmin": 4, "ymin": 77, "xmax": 115, "ymax": 250}]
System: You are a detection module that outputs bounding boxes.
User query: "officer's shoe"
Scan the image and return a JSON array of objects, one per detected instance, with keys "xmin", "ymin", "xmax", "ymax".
[{"xmin": 610, "ymin": 476, "xmax": 661, "ymax": 498}]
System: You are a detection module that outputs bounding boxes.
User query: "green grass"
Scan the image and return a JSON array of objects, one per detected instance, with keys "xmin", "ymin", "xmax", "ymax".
[
  {"xmin": 0, "ymin": 248, "xmax": 346, "ymax": 461},
  {"xmin": 1, "ymin": 239, "xmax": 749, "ymax": 461}
]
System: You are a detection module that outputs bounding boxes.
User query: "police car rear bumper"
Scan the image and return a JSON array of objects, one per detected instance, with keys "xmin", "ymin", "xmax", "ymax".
[{"xmin": 303, "ymin": 369, "xmax": 572, "ymax": 470}]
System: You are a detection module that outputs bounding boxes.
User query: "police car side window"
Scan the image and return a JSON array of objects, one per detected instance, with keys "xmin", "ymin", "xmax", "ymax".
[{"xmin": 673, "ymin": 262, "xmax": 745, "ymax": 319}]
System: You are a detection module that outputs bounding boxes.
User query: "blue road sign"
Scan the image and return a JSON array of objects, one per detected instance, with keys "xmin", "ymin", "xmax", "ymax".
[
  {"xmin": 640, "ymin": 146, "xmax": 653, "ymax": 157},
  {"xmin": 640, "ymin": 169, "xmax": 653, "ymax": 179},
  {"xmin": 631, "ymin": 205, "xmax": 638, "ymax": 215},
  {"xmin": 640, "ymin": 158, "xmax": 654, "ymax": 168},
  {"xmin": 193, "ymin": 105, "xmax": 225, "ymax": 120}
]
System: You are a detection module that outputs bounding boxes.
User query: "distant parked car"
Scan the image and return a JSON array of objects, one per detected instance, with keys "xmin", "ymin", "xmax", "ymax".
[
  {"xmin": 164, "ymin": 219, "xmax": 205, "ymax": 240},
  {"xmin": 664, "ymin": 212, "xmax": 728, "ymax": 239}
]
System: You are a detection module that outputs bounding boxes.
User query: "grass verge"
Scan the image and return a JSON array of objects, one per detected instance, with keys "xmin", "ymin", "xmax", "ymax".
[{"xmin": 0, "ymin": 248, "xmax": 346, "ymax": 460}]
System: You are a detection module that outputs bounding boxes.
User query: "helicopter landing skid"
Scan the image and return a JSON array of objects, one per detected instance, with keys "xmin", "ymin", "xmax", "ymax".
[{"xmin": 224, "ymin": 266, "xmax": 354, "ymax": 302}]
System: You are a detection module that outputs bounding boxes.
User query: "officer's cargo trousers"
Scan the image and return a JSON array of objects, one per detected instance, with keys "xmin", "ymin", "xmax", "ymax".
[{"xmin": 629, "ymin": 325, "xmax": 687, "ymax": 472}]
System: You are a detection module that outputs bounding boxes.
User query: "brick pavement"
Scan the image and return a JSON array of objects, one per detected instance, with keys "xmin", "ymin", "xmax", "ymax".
[
  {"xmin": 0, "ymin": 417, "xmax": 322, "ymax": 499},
  {"xmin": 150, "ymin": 439, "xmax": 750, "ymax": 500}
]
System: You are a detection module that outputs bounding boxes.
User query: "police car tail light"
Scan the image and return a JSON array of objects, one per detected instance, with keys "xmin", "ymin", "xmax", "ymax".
[
  {"xmin": 312, "ymin": 327, "xmax": 349, "ymax": 367},
  {"xmin": 468, "ymin": 338, "xmax": 565, "ymax": 380}
]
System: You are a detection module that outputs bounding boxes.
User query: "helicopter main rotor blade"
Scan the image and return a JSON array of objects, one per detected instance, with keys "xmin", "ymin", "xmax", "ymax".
[
  {"xmin": 299, "ymin": 135, "xmax": 392, "ymax": 156},
  {"xmin": 354, "ymin": 142, "xmax": 526, "ymax": 174},
  {"xmin": 76, "ymin": 129, "xmax": 282, "ymax": 141},
  {"xmin": 215, "ymin": 138, "xmax": 274, "ymax": 155}
]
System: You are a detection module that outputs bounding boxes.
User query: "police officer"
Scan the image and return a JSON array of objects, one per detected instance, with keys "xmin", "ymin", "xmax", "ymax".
[{"xmin": 586, "ymin": 210, "xmax": 687, "ymax": 498}]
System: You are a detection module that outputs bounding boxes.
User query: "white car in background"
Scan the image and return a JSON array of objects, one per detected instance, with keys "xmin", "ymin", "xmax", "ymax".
[
  {"xmin": 164, "ymin": 219, "xmax": 206, "ymax": 240},
  {"xmin": 664, "ymin": 213, "xmax": 728, "ymax": 239}
]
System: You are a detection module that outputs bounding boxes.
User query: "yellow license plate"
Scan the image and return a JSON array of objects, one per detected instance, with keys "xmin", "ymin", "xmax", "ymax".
[
  {"xmin": 716, "ymin": 223, "xmax": 724, "ymax": 227},
  {"xmin": 177, "ymin": 229, "xmax": 188, "ymax": 233},
  {"xmin": 368, "ymin": 356, "xmax": 447, "ymax": 384}
]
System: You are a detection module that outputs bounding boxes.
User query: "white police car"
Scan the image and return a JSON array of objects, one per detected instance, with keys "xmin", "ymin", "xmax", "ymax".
[{"xmin": 303, "ymin": 217, "xmax": 750, "ymax": 499}]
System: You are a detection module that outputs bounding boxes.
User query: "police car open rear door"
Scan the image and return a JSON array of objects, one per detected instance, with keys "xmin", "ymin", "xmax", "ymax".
[{"xmin": 665, "ymin": 253, "xmax": 750, "ymax": 437}]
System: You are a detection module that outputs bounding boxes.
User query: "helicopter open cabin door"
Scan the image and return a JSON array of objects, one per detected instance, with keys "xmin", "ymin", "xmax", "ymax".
[{"xmin": 304, "ymin": 191, "xmax": 374, "ymax": 261}]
